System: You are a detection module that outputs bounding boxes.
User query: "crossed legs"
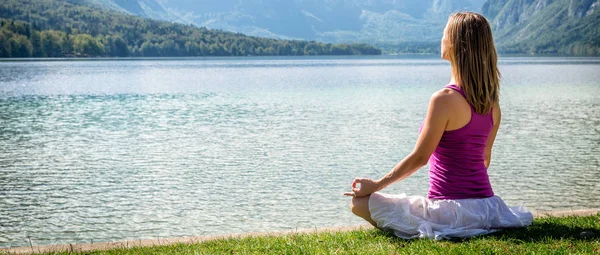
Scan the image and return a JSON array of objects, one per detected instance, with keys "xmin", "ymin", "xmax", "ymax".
[{"xmin": 350, "ymin": 195, "xmax": 378, "ymax": 227}]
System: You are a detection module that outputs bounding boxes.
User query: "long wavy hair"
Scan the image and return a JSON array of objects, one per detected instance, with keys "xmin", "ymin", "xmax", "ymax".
[{"xmin": 446, "ymin": 12, "xmax": 500, "ymax": 115}]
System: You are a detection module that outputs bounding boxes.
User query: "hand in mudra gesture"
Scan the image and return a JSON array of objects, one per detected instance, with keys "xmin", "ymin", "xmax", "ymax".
[{"xmin": 344, "ymin": 178, "xmax": 380, "ymax": 197}]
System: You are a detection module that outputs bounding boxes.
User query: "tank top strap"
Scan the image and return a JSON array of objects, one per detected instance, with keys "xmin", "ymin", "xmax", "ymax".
[
  {"xmin": 444, "ymin": 84, "xmax": 494, "ymax": 122},
  {"xmin": 444, "ymin": 84, "xmax": 467, "ymax": 99},
  {"xmin": 445, "ymin": 84, "xmax": 480, "ymax": 117}
]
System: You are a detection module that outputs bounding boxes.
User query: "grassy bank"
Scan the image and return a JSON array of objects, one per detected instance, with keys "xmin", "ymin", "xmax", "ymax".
[{"xmin": 12, "ymin": 214, "xmax": 596, "ymax": 255}]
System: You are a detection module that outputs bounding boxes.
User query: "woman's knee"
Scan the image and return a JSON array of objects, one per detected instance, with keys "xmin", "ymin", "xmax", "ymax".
[
  {"xmin": 349, "ymin": 197, "xmax": 357, "ymax": 214},
  {"xmin": 350, "ymin": 195, "xmax": 370, "ymax": 216}
]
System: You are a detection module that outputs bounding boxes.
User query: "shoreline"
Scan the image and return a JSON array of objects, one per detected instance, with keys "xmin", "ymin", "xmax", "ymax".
[
  {"xmin": 2, "ymin": 208, "xmax": 599, "ymax": 254},
  {"xmin": 1, "ymin": 55, "xmax": 598, "ymax": 63}
]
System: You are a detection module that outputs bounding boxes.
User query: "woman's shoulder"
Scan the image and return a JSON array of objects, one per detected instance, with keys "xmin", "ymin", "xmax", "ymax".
[{"xmin": 430, "ymin": 87, "xmax": 465, "ymax": 106}]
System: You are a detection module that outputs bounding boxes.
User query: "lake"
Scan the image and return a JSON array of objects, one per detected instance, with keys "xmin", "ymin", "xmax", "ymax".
[{"xmin": 0, "ymin": 56, "xmax": 599, "ymax": 247}]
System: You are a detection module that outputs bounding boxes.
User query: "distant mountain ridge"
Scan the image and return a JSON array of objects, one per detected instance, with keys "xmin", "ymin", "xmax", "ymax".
[
  {"xmin": 89, "ymin": 0, "xmax": 485, "ymax": 43},
  {"xmin": 84, "ymin": 0, "xmax": 600, "ymax": 55},
  {"xmin": 0, "ymin": 0, "xmax": 381, "ymax": 58},
  {"xmin": 482, "ymin": 0, "xmax": 600, "ymax": 54},
  {"xmin": 81, "ymin": 0, "xmax": 179, "ymax": 21}
]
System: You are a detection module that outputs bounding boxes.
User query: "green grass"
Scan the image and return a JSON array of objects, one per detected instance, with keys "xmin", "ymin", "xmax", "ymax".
[{"xmin": 16, "ymin": 214, "xmax": 600, "ymax": 254}]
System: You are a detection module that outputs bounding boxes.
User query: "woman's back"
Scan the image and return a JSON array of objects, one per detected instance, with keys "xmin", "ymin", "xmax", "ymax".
[
  {"xmin": 428, "ymin": 84, "xmax": 496, "ymax": 199},
  {"xmin": 347, "ymin": 12, "xmax": 532, "ymax": 240}
]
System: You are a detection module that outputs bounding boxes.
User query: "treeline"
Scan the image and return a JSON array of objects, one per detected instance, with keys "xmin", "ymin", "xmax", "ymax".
[
  {"xmin": 377, "ymin": 39, "xmax": 600, "ymax": 56},
  {"xmin": 497, "ymin": 43, "xmax": 600, "ymax": 56},
  {"xmin": 0, "ymin": 0, "xmax": 381, "ymax": 58},
  {"xmin": 376, "ymin": 41, "xmax": 441, "ymax": 55}
]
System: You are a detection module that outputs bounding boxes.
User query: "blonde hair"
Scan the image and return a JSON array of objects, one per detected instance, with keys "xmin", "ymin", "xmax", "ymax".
[{"xmin": 446, "ymin": 12, "xmax": 500, "ymax": 115}]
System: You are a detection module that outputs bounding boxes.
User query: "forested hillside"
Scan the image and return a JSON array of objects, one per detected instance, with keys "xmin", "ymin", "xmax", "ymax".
[
  {"xmin": 92, "ymin": 0, "xmax": 600, "ymax": 56},
  {"xmin": 89, "ymin": 0, "xmax": 485, "ymax": 45},
  {"xmin": 0, "ymin": 0, "xmax": 381, "ymax": 58},
  {"xmin": 482, "ymin": 0, "xmax": 600, "ymax": 55}
]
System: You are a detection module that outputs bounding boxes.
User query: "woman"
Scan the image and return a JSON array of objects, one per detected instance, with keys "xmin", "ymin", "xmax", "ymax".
[{"xmin": 344, "ymin": 12, "xmax": 533, "ymax": 240}]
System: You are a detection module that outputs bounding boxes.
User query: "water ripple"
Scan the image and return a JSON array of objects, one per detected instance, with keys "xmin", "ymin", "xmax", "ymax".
[{"xmin": 0, "ymin": 57, "xmax": 599, "ymax": 247}]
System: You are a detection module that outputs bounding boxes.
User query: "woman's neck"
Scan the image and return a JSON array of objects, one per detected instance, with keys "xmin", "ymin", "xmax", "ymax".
[
  {"xmin": 449, "ymin": 76, "xmax": 457, "ymax": 86},
  {"xmin": 449, "ymin": 66, "xmax": 457, "ymax": 86}
]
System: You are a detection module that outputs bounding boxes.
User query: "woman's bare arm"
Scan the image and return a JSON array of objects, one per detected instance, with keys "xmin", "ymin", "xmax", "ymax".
[
  {"xmin": 376, "ymin": 90, "xmax": 451, "ymax": 188},
  {"xmin": 346, "ymin": 90, "xmax": 452, "ymax": 197},
  {"xmin": 484, "ymin": 103, "xmax": 501, "ymax": 168}
]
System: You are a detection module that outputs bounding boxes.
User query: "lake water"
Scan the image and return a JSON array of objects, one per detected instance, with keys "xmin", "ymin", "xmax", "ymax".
[{"xmin": 0, "ymin": 56, "xmax": 599, "ymax": 247}]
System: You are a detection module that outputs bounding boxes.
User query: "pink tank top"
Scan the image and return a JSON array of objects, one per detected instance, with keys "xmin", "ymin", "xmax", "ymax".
[{"xmin": 427, "ymin": 84, "xmax": 495, "ymax": 199}]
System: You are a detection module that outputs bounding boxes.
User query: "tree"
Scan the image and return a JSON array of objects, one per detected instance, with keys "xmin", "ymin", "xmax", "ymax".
[
  {"xmin": 208, "ymin": 44, "xmax": 218, "ymax": 55},
  {"xmin": 304, "ymin": 43, "xmax": 320, "ymax": 55},
  {"xmin": 73, "ymin": 33, "xmax": 102, "ymax": 56},
  {"xmin": 331, "ymin": 44, "xmax": 352, "ymax": 55},
  {"xmin": 278, "ymin": 43, "xmax": 292, "ymax": 55},
  {"xmin": 199, "ymin": 42, "xmax": 209, "ymax": 56},
  {"xmin": 112, "ymin": 35, "xmax": 128, "ymax": 57},
  {"xmin": 255, "ymin": 46, "xmax": 264, "ymax": 56},
  {"xmin": 159, "ymin": 39, "xmax": 179, "ymax": 56},
  {"xmin": 62, "ymin": 34, "xmax": 74, "ymax": 55},
  {"xmin": 0, "ymin": 30, "xmax": 11, "ymax": 57},
  {"xmin": 140, "ymin": 40, "xmax": 158, "ymax": 57},
  {"xmin": 29, "ymin": 30, "xmax": 42, "ymax": 57},
  {"xmin": 229, "ymin": 42, "xmax": 239, "ymax": 56},
  {"xmin": 40, "ymin": 30, "xmax": 62, "ymax": 57},
  {"xmin": 9, "ymin": 35, "xmax": 33, "ymax": 57}
]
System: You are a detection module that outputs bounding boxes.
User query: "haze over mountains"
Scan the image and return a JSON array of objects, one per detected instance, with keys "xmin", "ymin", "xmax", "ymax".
[
  {"xmin": 0, "ymin": 0, "xmax": 381, "ymax": 58},
  {"xmin": 87, "ymin": 0, "xmax": 485, "ymax": 43},
  {"xmin": 87, "ymin": 0, "xmax": 599, "ymax": 54}
]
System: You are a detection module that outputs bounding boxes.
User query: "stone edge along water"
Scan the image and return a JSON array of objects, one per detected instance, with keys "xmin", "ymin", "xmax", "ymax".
[{"xmin": 2, "ymin": 209, "xmax": 599, "ymax": 254}]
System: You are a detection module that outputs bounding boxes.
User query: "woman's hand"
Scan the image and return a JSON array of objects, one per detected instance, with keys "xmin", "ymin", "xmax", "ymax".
[{"xmin": 343, "ymin": 178, "xmax": 381, "ymax": 197}]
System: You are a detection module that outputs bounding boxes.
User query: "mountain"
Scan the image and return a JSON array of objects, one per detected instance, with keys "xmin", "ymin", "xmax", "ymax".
[
  {"xmin": 80, "ymin": 0, "xmax": 181, "ymax": 22},
  {"xmin": 4, "ymin": 0, "xmax": 596, "ymax": 56},
  {"xmin": 91, "ymin": 0, "xmax": 486, "ymax": 43},
  {"xmin": 482, "ymin": 0, "xmax": 600, "ymax": 55},
  {"xmin": 93, "ymin": 0, "xmax": 600, "ymax": 55},
  {"xmin": 0, "ymin": 0, "xmax": 381, "ymax": 58}
]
